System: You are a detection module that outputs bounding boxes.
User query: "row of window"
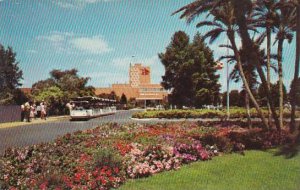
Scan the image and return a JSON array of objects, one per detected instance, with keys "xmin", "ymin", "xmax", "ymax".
[{"xmin": 139, "ymin": 88, "xmax": 164, "ymax": 92}]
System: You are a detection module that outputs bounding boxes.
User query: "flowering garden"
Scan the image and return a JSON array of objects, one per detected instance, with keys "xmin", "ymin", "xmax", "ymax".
[{"xmin": 0, "ymin": 121, "xmax": 296, "ymax": 190}]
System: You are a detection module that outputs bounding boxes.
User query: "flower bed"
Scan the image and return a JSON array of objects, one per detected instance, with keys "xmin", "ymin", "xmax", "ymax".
[
  {"xmin": 132, "ymin": 108, "xmax": 300, "ymax": 119},
  {"xmin": 0, "ymin": 123, "xmax": 291, "ymax": 189}
]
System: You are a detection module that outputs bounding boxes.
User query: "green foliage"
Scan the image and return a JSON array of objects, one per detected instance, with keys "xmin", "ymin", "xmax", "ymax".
[
  {"xmin": 291, "ymin": 77, "xmax": 300, "ymax": 107},
  {"xmin": 93, "ymin": 147, "xmax": 123, "ymax": 169},
  {"xmin": 34, "ymin": 86, "xmax": 64, "ymax": 102},
  {"xmin": 132, "ymin": 108, "xmax": 300, "ymax": 119},
  {"xmin": 159, "ymin": 31, "xmax": 220, "ymax": 108},
  {"xmin": 31, "ymin": 69, "xmax": 95, "ymax": 115},
  {"xmin": 0, "ymin": 44, "xmax": 25, "ymax": 105},
  {"xmin": 97, "ymin": 91, "xmax": 119, "ymax": 101},
  {"xmin": 258, "ymin": 81, "xmax": 287, "ymax": 107},
  {"xmin": 120, "ymin": 93, "xmax": 127, "ymax": 105}
]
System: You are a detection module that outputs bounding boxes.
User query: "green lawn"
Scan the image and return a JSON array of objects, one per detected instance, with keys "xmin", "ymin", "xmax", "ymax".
[{"xmin": 119, "ymin": 150, "xmax": 300, "ymax": 190}]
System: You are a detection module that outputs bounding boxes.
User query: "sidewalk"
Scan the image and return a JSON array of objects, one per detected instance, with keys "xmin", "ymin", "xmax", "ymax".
[{"xmin": 0, "ymin": 116, "xmax": 69, "ymax": 129}]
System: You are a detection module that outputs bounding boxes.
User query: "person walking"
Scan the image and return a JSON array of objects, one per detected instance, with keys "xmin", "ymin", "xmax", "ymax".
[
  {"xmin": 20, "ymin": 104, "xmax": 25, "ymax": 122},
  {"xmin": 24, "ymin": 101, "xmax": 31, "ymax": 122},
  {"xmin": 30, "ymin": 104, "xmax": 35, "ymax": 120},
  {"xmin": 33, "ymin": 103, "xmax": 37, "ymax": 119},
  {"xmin": 36, "ymin": 103, "xmax": 41, "ymax": 118},
  {"xmin": 40, "ymin": 102, "xmax": 46, "ymax": 120}
]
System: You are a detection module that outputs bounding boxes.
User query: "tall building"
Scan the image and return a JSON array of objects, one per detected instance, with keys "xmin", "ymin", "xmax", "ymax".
[
  {"xmin": 129, "ymin": 64, "xmax": 151, "ymax": 87},
  {"xmin": 95, "ymin": 63, "xmax": 168, "ymax": 106}
]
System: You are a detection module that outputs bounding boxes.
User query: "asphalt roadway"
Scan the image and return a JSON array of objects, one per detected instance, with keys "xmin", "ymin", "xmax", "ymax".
[
  {"xmin": 0, "ymin": 110, "xmax": 299, "ymax": 156},
  {"xmin": 0, "ymin": 110, "xmax": 141, "ymax": 155}
]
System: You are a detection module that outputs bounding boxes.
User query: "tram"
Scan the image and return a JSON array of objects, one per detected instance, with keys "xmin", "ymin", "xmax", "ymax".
[{"xmin": 69, "ymin": 96, "xmax": 117, "ymax": 120}]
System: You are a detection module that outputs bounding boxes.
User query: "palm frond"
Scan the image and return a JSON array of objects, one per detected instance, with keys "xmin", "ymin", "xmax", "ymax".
[
  {"xmin": 203, "ymin": 28, "xmax": 224, "ymax": 44},
  {"xmin": 196, "ymin": 21, "xmax": 223, "ymax": 28}
]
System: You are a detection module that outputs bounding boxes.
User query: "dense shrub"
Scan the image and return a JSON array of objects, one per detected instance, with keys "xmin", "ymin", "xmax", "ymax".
[{"xmin": 132, "ymin": 108, "xmax": 300, "ymax": 119}]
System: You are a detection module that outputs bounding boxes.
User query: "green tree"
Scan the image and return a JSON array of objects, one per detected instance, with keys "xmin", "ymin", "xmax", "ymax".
[
  {"xmin": 0, "ymin": 44, "xmax": 24, "ymax": 105},
  {"xmin": 120, "ymin": 93, "xmax": 127, "ymax": 105},
  {"xmin": 229, "ymin": 90, "xmax": 241, "ymax": 107},
  {"xmin": 173, "ymin": 0, "xmax": 282, "ymax": 130},
  {"xmin": 191, "ymin": 33, "xmax": 221, "ymax": 107},
  {"xmin": 159, "ymin": 31, "xmax": 220, "ymax": 108},
  {"xmin": 273, "ymin": 1, "xmax": 294, "ymax": 128},
  {"xmin": 291, "ymin": 77, "xmax": 300, "ymax": 107},
  {"xmin": 109, "ymin": 91, "xmax": 118, "ymax": 101},
  {"xmin": 254, "ymin": 0, "xmax": 279, "ymax": 125},
  {"xmin": 258, "ymin": 81, "xmax": 287, "ymax": 107},
  {"xmin": 290, "ymin": 0, "xmax": 300, "ymax": 132},
  {"xmin": 32, "ymin": 69, "xmax": 95, "ymax": 115}
]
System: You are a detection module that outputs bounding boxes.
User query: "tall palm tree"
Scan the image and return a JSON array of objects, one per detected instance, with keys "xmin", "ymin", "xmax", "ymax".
[
  {"xmin": 231, "ymin": 0, "xmax": 281, "ymax": 130},
  {"xmin": 253, "ymin": 0, "xmax": 279, "ymax": 126},
  {"xmin": 219, "ymin": 38, "xmax": 278, "ymax": 127},
  {"xmin": 175, "ymin": 1, "xmax": 270, "ymax": 129},
  {"xmin": 173, "ymin": 0, "xmax": 281, "ymax": 129},
  {"xmin": 290, "ymin": 0, "xmax": 300, "ymax": 132},
  {"xmin": 221, "ymin": 48, "xmax": 258, "ymax": 127},
  {"xmin": 274, "ymin": 0, "xmax": 294, "ymax": 129}
]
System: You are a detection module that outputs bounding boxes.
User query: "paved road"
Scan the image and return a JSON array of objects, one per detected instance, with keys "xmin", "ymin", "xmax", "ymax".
[{"xmin": 0, "ymin": 110, "xmax": 143, "ymax": 155}]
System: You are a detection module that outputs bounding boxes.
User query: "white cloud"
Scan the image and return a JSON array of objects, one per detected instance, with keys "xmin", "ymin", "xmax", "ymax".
[
  {"xmin": 40, "ymin": 34, "xmax": 65, "ymax": 43},
  {"xmin": 70, "ymin": 36, "xmax": 112, "ymax": 54},
  {"xmin": 37, "ymin": 32, "xmax": 112, "ymax": 54},
  {"xmin": 54, "ymin": 0, "xmax": 116, "ymax": 9}
]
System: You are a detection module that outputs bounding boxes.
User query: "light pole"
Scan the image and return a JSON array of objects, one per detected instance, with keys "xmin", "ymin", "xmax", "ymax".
[
  {"xmin": 226, "ymin": 58, "xmax": 230, "ymax": 119},
  {"xmin": 226, "ymin": 39, "xmax": 230, "ymax": 119}
]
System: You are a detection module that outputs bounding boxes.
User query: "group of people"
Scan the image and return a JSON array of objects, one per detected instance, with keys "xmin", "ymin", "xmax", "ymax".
[{"xmin": 21, "ymin": 101, "xmax": 47, "ymax": 122}]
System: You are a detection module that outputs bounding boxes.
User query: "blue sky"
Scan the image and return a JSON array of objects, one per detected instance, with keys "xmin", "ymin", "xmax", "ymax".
[{"xmin": 0, "ymin": 0, "xmax": 297, "ymax": 92}]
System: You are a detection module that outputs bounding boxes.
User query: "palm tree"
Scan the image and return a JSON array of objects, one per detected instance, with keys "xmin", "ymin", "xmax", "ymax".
[
  {"xmin": 174, "ymin": 1, "xmax": 270, "ymax": 129},
  {"xmin": 219, "ymin": 38, "xmax": 278, "ymax": 127},
  {"xmin": 221, "ymin": 48, "xmax": 258, "ymax": 127},
  {"xmin": 173, "ymin": 0, "xmax": 269, "ymax": 129},
  {"xmin": 173, "ymin": 0, "xmax": 282, "ymax": 129},
  {"xmin": 290, "ymin": 0, "xmax": 300, "ymax": 132},
  {"xmin": 231, "ymin": 0, "xmax": 282, "ymax": 130},
  {"xmin": 274, "ymin": 0, "xmax": 294, "ymax": 129},
  {"xmin": 253, "ymin": 0, "xmax": 279, "ymax": 126}
]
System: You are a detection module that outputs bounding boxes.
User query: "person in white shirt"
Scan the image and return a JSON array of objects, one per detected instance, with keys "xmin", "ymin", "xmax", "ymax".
[{"xmin": 40, "ymin": 102, "xmax": 46, "ymax": 120}]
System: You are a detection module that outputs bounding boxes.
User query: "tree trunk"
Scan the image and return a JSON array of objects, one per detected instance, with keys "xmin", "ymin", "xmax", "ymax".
[
  {"xmin": 245, "ymin": 90, "xmax": 252, "ymax": 128},
  {"xmin": 266, "ymin": 27, "xmax": 273, "ymax": 127},
  {"xmin": 290, "ymin": 1, "xmax": 300, "ymax": 132},
  {"xmin": 231, "ymin": 0, "xmax": 280, "ymax": 130},
  {"xmin": 227, "ymin": 30, "xmax": 269, "ymax": 129},
  {"xmin": 278, "ymin": 38, "xmax": 284, "ymax": 130}
]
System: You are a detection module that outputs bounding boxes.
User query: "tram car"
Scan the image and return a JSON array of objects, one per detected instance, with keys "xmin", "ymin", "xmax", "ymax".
[{"xmin": 69, "ymin": 96, "xmax": 117, "ymax": 120}]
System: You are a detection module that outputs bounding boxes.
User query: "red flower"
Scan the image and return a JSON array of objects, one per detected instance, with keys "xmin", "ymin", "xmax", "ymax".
[
  {"xmin": 106, "ymin": 169, "xmax": 112, "ymax": 176},
  {"xmin": 113, "ymin": 167, "xmax": 119, "ymax": 174},
  {"xmin": 74, "ymin": 173, "xmax": 82, "ymax": 183},
  {"xmin": 39, "ymin": 181, "xmax": 48, "ymax": 190},
  {"xmin": 101, "ymin": 179, "xmax": 107, "ymax": 185}
]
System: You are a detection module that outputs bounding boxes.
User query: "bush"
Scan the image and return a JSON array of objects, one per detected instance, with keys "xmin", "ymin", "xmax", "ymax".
[
  {"xmin": 173, "ymin": 140, "xmax": 211, "ymax": 163},
  {"xmin": 93, "ymin": 147, "xmax": 123, "ymax": 169},
  {"xmin": 132, "ymin": 108, "xmax": 300, "ymax": 119},
  {"xmin": 125, "ymin": 143, "xmax": 181, "ymax": 178}
]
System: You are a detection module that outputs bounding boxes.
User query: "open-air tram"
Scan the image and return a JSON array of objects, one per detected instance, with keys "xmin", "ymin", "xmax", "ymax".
[{"xmin": 69, "ymin": 96, "xmax": 117, "ymax": 120}]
